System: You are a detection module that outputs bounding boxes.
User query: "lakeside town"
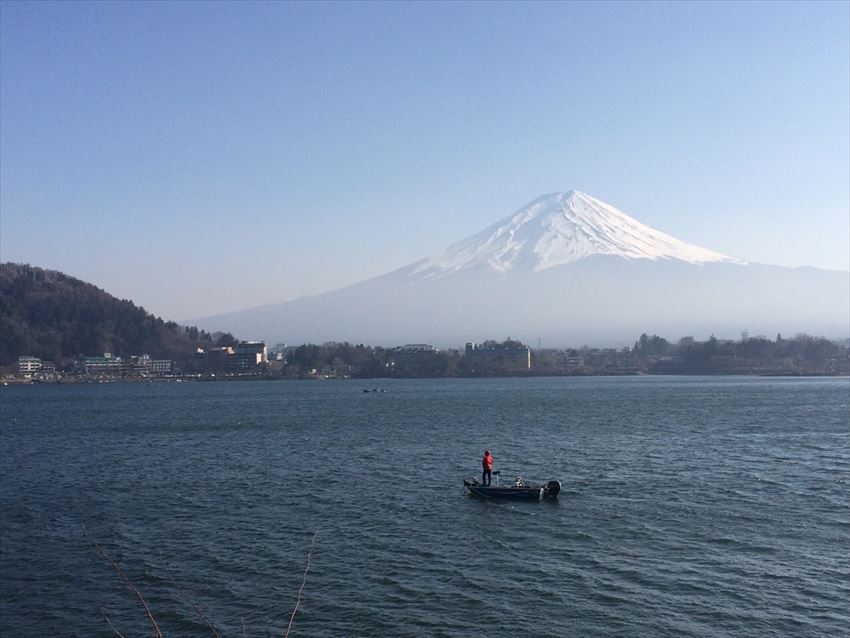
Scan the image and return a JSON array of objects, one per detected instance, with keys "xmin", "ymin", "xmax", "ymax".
[
  {"xmin": 3, "ymin": 264, "xmax": 847, "ymax": 385},
  {"xmin": 6, "ymin": 332, "xmax": 849, "ymax": 384}
]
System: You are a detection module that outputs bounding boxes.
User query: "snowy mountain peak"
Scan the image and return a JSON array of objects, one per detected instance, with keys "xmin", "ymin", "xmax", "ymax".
[{"xmin": 412, "ymin": 190, "xmax": 743, "ymax": 278}]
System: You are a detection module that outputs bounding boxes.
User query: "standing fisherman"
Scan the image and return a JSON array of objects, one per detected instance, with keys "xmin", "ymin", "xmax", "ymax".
[{"xmin": 482, "ymin": 450, "xmax": 494, "ymax": 486}]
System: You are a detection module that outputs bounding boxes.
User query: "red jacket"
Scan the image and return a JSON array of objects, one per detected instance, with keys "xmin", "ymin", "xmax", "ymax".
[{"xmin": 482, "ymin": 453, "xmax": 493, "ymax": 470}]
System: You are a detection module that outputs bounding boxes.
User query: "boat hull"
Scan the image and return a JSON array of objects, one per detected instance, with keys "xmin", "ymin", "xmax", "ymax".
[
  {"xmin": 465, "ymin": 485, "xmax": 545, "ymax": 500},
  {"xmin": 463, "ymin": 478, "xmax": 560, "ymax": 501}
]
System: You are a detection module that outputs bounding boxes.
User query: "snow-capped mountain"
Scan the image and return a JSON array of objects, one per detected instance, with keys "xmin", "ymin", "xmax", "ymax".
[
  {"xmin": 192, "ymin": 191, "xmax": 849, "ymax": 346},
  {"xmin": 410, "ymin": 190, "xmax": 740, "ymax": 279}
]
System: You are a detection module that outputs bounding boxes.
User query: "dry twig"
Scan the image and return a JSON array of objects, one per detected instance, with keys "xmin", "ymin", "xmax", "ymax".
[
  {"xmin": 284, "ymin": 531, "xmax": 318, "ymax": 638},
  {"xmin": 82, "ymin": 523, "xmax": 163, "ymax": 638},
  {"xmin": 100, "ymin": 607, "xmax": 126, "ymax": 638},
  {"xmin": 159, "ymin": 548, "xmax": 222, "ymax": 638}
]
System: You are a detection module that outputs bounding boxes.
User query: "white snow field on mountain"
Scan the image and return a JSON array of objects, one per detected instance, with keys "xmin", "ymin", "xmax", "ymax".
[
  {"xmin": 193, "ymin": 191, "xmax": 850, "ymax": 347},
  {"xmin": 412, "ymin": 191, "xmax": 741, "ymax": 278}
]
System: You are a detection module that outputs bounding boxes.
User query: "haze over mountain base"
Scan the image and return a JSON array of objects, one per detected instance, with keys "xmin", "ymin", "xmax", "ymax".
[
  {"xmin": 192, "ymin": 192, "xmax": 850, "ymax": 346},
  {"xmin": 193, "ymin": 257, "xmax": 848, "ymax": 347}
]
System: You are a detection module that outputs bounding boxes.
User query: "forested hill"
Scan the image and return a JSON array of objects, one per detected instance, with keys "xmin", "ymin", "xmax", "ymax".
[{"xmin": 0, "ymin": 263, "xmax": 227, "ymax": 366}]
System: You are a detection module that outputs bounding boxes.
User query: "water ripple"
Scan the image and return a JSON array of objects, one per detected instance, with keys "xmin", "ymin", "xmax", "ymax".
[{"xmin": 1, "ymin": 377, "xmax": 848, "ymax": 637}]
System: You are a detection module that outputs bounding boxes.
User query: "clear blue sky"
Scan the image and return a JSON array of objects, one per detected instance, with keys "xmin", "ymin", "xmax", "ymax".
[{"xmin": 1, "ymin": 1, "xmax": 848, "ymax": 320}]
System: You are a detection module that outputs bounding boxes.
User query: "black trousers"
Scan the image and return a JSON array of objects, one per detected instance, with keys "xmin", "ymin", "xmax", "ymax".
[{"xmin": 482, "ymin": 469, "xmax": 492, "ymax": 486}]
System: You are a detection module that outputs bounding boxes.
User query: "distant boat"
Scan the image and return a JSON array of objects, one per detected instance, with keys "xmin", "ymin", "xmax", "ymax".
[{"xmin": 464, "ymin": 473, "xmax": 561, "ymax": 501}]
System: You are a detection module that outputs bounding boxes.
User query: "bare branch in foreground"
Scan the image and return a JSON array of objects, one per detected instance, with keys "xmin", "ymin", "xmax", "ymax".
[
  {"xmin": 100, "ymin": 607, "xmax": 126, "ymax": 638},
  {"xmin": 159, "ymin": 548, "xmax": 222, "ymax": 638},
  {"xmin": 82, "ymin": 523, "xmax": 163, "ymax": 638},
  {"xmin": 284, "ymin": 531, "xmax": 318, "ymax": 638}
]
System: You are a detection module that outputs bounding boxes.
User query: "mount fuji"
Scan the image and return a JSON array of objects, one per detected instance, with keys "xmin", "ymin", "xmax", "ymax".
[
  {"xmin": 410, "ymin": 190, "xmax": 741, "ymax": 277},
  {"xmin": 194, "ymin": 191, "xmax": 849, "ymax": 346}
]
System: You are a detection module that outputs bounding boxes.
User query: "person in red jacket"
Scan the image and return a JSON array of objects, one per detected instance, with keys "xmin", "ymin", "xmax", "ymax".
[{"xmin": 482, "ymin": 450, "xmax": 494, "ymax": 486}]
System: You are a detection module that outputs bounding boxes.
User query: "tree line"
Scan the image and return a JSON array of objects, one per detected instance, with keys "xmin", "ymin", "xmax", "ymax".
[
  {"xmin": 280, "ymin": 334, "xmax": 848, "ymax": 378},
  {"xmin": 629, "ymin": 332, "xmax": 848, "ymax": 375}
]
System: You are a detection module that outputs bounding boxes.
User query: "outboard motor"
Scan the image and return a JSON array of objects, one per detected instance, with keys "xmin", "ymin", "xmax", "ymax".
[{"xmin": 545, "ymin": 480, "xmax": 561, "ymax": 499}]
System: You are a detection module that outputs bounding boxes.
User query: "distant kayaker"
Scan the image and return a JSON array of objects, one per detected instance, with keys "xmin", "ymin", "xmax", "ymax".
[{"xmin": 482, "ymin": 450, "xmax": 494, "ymax": 486}]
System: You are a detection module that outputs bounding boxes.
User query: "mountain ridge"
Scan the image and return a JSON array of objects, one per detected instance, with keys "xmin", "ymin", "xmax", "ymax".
[
  {"xmin": 405, "ymin": 191, "xmax": 742, "ymax": 280},
  {"xmin": 0, "ymin": 263, "xmax": 234, "ymax": 366},
  {"xmin": 190, "ymin": 191, "xmax": 849, "ymax": 347}
]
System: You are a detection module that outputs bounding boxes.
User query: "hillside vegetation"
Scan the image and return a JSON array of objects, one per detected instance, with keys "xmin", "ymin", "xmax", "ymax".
[{"xmin": 0, "ymin": 263, "xmax": 221, "ymax": 367}]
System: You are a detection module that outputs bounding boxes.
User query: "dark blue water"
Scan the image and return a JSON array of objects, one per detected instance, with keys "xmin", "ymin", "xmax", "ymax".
[{"xmin": 1, "ymin": 377, "xmax": 848, "ymax": 637}]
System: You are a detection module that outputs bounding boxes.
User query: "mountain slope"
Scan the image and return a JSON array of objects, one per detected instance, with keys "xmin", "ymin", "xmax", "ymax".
[
  {"xmin": 409, "ymin": 191, "xmax": 741, "ymax": 278},
  {"xmin": 0, "ymin": 263, "xmax": 226, "ymax": 366},
  {"xmin": 192, "ymin": 192, "xmax": 850, "ymax": 346}
]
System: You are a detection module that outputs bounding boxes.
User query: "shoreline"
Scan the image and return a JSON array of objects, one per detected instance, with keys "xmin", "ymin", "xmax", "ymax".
[{"xmin": 4, "ymin": 371, "xmax": 849, "ymax": 386}]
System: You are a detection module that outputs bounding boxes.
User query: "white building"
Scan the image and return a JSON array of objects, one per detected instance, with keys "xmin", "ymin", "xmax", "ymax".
[
  {"xmin": 150, "ymin": 360, "xmax": 173, "ymax": 375},
  {"xmin": 17, "ymin": 356, "xmax": 42, "ymax": 375}
]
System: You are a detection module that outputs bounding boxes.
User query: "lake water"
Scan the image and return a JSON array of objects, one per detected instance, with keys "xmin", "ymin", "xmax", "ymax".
[{"xmin": 1, "ymin": 377, "xmax": 848, "ymax": 637}]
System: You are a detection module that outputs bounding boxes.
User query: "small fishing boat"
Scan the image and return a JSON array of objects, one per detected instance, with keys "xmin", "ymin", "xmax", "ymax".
[{"xmin": 463, "ymin": 472, "xmax": 561, "ymax": 501}]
